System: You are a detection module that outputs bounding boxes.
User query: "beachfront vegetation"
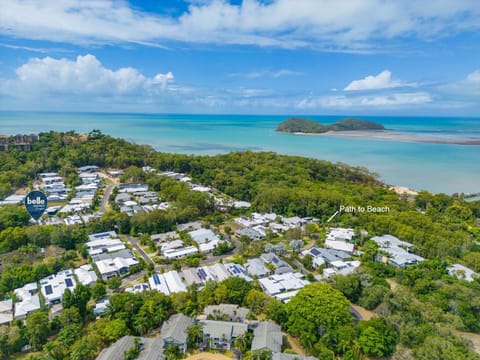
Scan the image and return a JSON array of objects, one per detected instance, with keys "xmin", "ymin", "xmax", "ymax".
[{"xmin": 0, "ymin": 130, "xmax": 479, "ymax": 359}]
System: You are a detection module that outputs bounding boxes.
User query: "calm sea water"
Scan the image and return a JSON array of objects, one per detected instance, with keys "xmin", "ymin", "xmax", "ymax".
[{"xmin": 1, "ymin": 112, "xmax": 479, "ymax": 195}]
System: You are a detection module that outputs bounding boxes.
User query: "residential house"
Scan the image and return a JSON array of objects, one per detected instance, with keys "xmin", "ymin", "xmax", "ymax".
[
  {"xmin": 372, "ymin": 235, "xmax": 425, "ymax": 267},
  {"xmin": 323, "ymin": 260, "xmax": 361, "ymax": 278},
  {"xmin": 261, "ymin": 253, "xmax": 293, "ymax": 274},
  {"xmin": 93, "ymin": 249, "xmax": 139, "ymax": 280},
  {"xmin": 74, "ymin": 264, "xmax": 98, "ymax": 287},
  {"xmin": 235, "ymin": 228, "xmax": 263, "ymax": 241},
  {"xmin": 224, "ymin": 263, "xmax": 253, "ymax": 282},
  {"xmin": 258, "ymin": 272, "xmax": 309, "ymax": 299},
  {"xmin": 0, "ymin": 299, "xmax": 13, "ymax": 325},
  {"xmin": 163, "ymin": 245, "xmax": 199, "ymax": 260},
  {"xmin": 96, "ymin": 336, "xmax": 152, "ymax": 360},
  {"xmin": 448, "ymin": 264, "xmax": 478, "ymax": 282},
  {"xmin": 252, "ymin": 321, "xmax": 283, "ymax": 353},
  {"xmin": 272, "ymin": 354, "xmax": 318, "ymax": 360},
  {"xmin": 14, "ymin": 283, "xmax": 40, "ymax": 319},
  {"xmin": 204, "ymin": 304, "xmax": 250, "ymax": 322},
  {"xmin": 200, "ymin": 320, "xmax": 248, "ymax": 350},
  {"xmin": 40, "ymin": 269, "xmax": 77, "ymax": 306},
  {"xmin": 158, "ymin": 314, "xmax": 194, "ymax": 354},
  {"xmin": 245, "ymin": 258, "xmax": 270, "ymax": 278}
]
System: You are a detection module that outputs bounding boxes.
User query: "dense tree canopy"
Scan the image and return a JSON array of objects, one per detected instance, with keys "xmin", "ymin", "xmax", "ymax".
[{"xmin": 285, "ymin": 283, "xmax": 352, "ymax": 349}]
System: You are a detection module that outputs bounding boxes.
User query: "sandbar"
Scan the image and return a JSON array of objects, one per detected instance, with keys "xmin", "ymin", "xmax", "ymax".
[{"xmin": 287, "ymin": 130, "xmax": 480, "ymax": 145}]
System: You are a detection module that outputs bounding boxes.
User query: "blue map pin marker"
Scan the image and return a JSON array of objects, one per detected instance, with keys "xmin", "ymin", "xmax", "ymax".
[{"xmin": 25, "ymin": 190, "xmax": 48, "ymax": 220}]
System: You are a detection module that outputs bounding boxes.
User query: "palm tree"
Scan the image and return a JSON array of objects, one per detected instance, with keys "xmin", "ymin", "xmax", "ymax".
[{"xmin": 165, "ymin": 344, "xmax": 182, "ymax": 360}]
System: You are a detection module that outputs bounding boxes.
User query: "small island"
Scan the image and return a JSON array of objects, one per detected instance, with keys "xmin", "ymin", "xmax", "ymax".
[{"xmin": 276, "ymin": 117, "xmax": 385, "ymax": 133}]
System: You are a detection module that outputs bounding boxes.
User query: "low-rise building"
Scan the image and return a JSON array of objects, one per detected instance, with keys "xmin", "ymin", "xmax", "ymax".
[
  {"xmin": 14, "ymin": 283, "xmax": 40, "ymax": 319},
  {"xmin": 283, "ymin": 216, "xmax": 305, "ymax": 229},
  {"xmin": 96, "ymin": 336, "xmax": 152, "ymax": 360},
  {"xmin": 87, "ymin": 232, "xmax": 122, "ymax": 255},
  {"xmin": 149, "ymin": 273, "xmax": 171, "ymax": 296},
  {"xmin": 448, "ymin": 264, "xmax": 478, "ymax": 282},
  {"xmin": 252, "ymin": 321, "xmax": 283, "ymax": 353},
  {"xmin": 93, "ymin": 298, "xmax": 110, "ymax": 316},
  {"xmin": 118, "ymin": 183, "xmax": 149, "ymax": 193},
  {"xmin": 200, "ymin": 320, "xmax": 248, "ymax": 350},
  {"xmin": 372, "ymin": 235, "xmax": 424, "ymax": 267},
  {"xmin": 163, "ymin": 246, "xmax": 199, "ymax": 259},
  {"xmin": 74, "ymin": 264, "xmax": 98, "ymax": 287},
  {"xmin": 245, "ymin": 258, "xmax": 270, "ymax": 278},
  {"xmin": 259, "ymin": 272, "xmax": 309, "ymax": 298},
  {"xmin": 323, "ymin": 260, "xmax": 361, "ymax": 278},
  {"xmin": 177, "ymin": 221, "xmax": 203, "ymax": 232},
  {"xmin": 163, "ymin": 270, "xmax": 187, "ymax": 294},
  {"xmin": 181, "ymin": 268, "xmax": 203, "ymax": 286},
  {"xmin": 207, "ymin": 263, "xmax": 232, "ymax": 282},
  {"xmin": 93, "ymin": 249, "xmax": 139, "ymax": 280},
  {"xmin": 78, "ymin": 165, "xmax": 99, "ymax": 173},
  {"xmin": 158, "ymin": 314, "xmax": 194, "ymax": 355},
  {"xmin": 324, "ymin": 227, "xmax": 356, "ymax": 253},
  {"xmin": 325, "ymin": 239, "xmax": 355, "ymax": 253},
  {"xmin": 0, "ymin": 194, "xmax": 25, "ymax": 206},
  {"xmin": 204, "ymin": 304, "xmax": 250, "ymax": 322},
  {"xmin": 272, "ymin": 354, "xmax": 318, "ymax": 360},
  {"xmin": 40, "ymin": 269, "xmax": 77, "ymax": 306},
  {"xmin": 301, "ymin": 247, "xmax": 351, "ymax": 269},
  {"xmin": 224, "ymin": 262, "xmax": 253, "ymax": 282},
  {"xmin": 189, "ymin": 228, "xmax": 220, "ymax": 244},
  {"xmin": 235, "ymin": 228, "xmax": 263, "ymax": 241},
  {"xmin": 261, "ymin": 253, "xmax": 293, "ymax": 274},
  {"xmin": 233, "ymin": 201, "xmax": 251, "ymax": 209},
  {"xmin": 0, "ymin": 299, "xmax": 13, "ymax": 325},
  {"xmin": 151, "ymin": 231, "xmax": 179, "ymax": 243}
]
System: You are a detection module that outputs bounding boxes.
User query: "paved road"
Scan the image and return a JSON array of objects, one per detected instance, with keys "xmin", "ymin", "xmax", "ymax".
[
  {"xmin": 126, "ymin": 235, "xmax": 155, "ymax": 265},
  {"xmin": 121, "ymin": 270, "xmax": 148, "ymax": 286},
  {"xmin": 101, "ymin": 184, "xmax": 115, "ymax": 212}
]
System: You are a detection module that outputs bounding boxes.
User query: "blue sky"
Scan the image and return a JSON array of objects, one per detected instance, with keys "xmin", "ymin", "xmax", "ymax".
[{"xmin": 0, "ymin": 0, "xmax": 479, "ymax": 115}]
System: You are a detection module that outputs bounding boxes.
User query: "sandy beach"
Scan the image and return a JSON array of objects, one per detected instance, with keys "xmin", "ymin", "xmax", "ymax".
[{"xmin": 290, "ymin": 130, "xmax": 480, "ymax": 145}]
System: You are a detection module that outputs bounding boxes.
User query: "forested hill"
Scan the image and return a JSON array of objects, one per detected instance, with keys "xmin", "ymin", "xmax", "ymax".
[
  {"xmin": 1, "ymin": 130, "xmax": 479, "ymax": 262},
  {"xmin": 276, "ymin": 117, "xmax": 385, "ymax": 133}
]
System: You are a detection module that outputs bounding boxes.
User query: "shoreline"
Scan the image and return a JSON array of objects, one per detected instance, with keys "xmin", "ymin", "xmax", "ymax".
[{"xmin": 281, "ymin": 130, "xmax": 480, "ymax": 146}]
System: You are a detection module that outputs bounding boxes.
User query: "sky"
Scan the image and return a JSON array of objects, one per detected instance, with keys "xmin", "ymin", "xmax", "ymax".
[{"xmin": 0, "ymin": 0, "xmax": 479, "ymax": 115}]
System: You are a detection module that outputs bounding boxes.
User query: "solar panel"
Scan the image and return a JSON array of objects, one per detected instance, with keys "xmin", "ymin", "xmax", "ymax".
[
  {"xmin": 65, "ymin": 278, "xmax": 74, "ymax": 287},
  {"xmin": 153, "ymin": 274, "xmax": 161, "ymax": 285},
  {"xmin": 45, "ymin": 285, "xmax": 53, "ymax": 295},
  {"xmin": 311, "ymin": 248, "xmax": 320, "ymax": 256}
]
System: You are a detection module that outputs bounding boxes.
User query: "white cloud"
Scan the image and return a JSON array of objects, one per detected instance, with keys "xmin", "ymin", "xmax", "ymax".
[
  {"xmin": 3, "ymin": 54, "xmax": 173, "ymax": 97},
  {"xmin": 1, "ymin": 0, "xmax": 479, "ymax": 50},
  {"xmin": 0, "ymin": 43, "xmax": 72, "ymax": 54},
  {"xmin": 440, "ymin": 69, "xmax": 480, "ymax": 97},
  {"xmin": 230, "ymin": 69, "xmax": 303, "ymax": 78},
  {"xmin": 344, "ymin": 70, "xmax": 414, "ymax": 91},
  {"xmin": 297, "ymin": 92, "xmax": 432, "ymax": 109}
]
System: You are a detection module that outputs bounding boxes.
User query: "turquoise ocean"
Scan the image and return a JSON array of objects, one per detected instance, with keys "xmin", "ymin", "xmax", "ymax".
[{"xmin": 1, "ymin": 112, "xmax": 479, "ymax": 195}]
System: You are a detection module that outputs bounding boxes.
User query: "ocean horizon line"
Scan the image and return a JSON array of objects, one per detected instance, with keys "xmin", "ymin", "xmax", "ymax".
[{"xmin": 1, "ymin": 110, "xmax": 479, "ymax": 120}]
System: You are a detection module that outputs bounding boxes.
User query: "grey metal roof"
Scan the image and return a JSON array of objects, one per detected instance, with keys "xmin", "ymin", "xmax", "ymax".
[
  {"xmin": 251, "ymin": 321, "xmax": 282, "ymax": 353},
  {"xmin": 96, "ymin": 336, "xmax": 153, "ymax": 360},
  {"xmin": 160, "ymin": 314, "xmax": 194, "ymax": 345},
  {"xmin": 204, "ymin": 304, "xmax": 250, "ymax": 322},
  {"xmin": 271, "ymin": 353, "xmax": 318, "ymax": 360},
  {"xmin": 307, "ymin": 248, "xmax": 350, "ymax": 263},
  {"xmin": 200, "ymin": 320, "xmax": 248, "ymax": 340},
  {"xmin": 236, "ymin": 228, "xmax": 263, "ymax": 239},
  {"xmin": 245, "ymin": 258, "xmax": 270, "ymax": 277},
  {"xmin": 92, "ymin": 248, "xmax": 135, "ymax": 262},
  {"xmin": 260, "ymin": 253, "xmax": 293, "ymax": 274}
]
